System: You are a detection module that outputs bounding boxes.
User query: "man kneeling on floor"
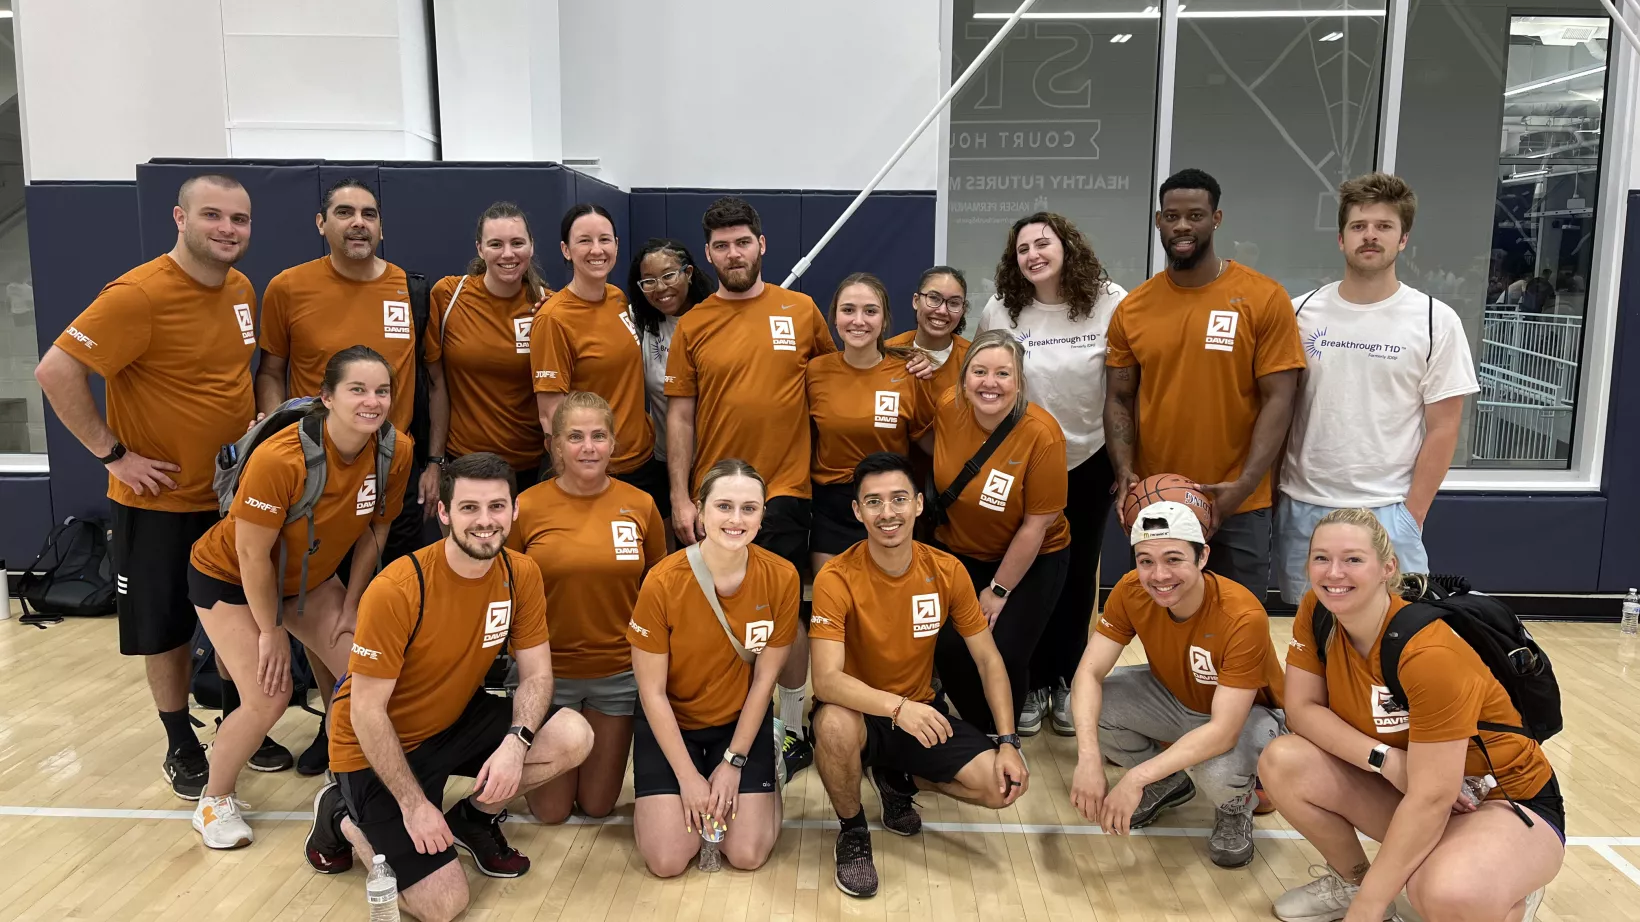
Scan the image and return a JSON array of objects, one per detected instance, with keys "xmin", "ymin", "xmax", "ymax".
[
  {"xmin": 810, "ymin": 452, "xmax": 1029, "ymax": 898},
  {"xmin": 1069, "ymin": 500, "xmax": 1286, "ymax": 868},
  {"xmin": 303, "ymin": 453, "xmax": 594, "ymax": 922}
]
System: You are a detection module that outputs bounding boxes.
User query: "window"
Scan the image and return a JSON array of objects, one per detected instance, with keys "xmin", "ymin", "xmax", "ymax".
[{"xmin": 0, "ymin": 8, "xmax": 41, "ymax": 462}]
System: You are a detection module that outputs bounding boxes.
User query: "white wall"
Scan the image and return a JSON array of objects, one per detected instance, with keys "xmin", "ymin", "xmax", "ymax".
[{"xmin": 433, "ymin": 0, "xmax": 564, "ymax": 162}]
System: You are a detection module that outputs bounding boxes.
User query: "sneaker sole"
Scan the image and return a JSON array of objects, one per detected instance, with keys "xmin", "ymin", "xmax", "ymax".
[
  {"xmin": 834, "ymin": 869, "xmax": 879, "ymax": 898},
  {"xmin": 1131, "ymin": 780, "xmax": 1197, "ymax": 829},
  {"xmin": 452, "ymin": 838, "xmax": 527, "ymax": 878},
  {"xmin": 1209, "ymin": 845, "xmax": 1255, "ymax": 869},
  {"xmin": 1050, "ymin": 717, "xmax": 1075, "ymax": 736},
  {"xmin": 192, "ymin": 818, "xmax": 252, "ymax": 850},
  {"xmin": 163, "ymin": 766, "xmax": 204, "ymax": 802},
  {"xmin": 246, "ymin": 760, "xmax": 293, "ymax": 773},
  {"xmin": 305, "ymin": 784, "xmax": 351, "ymax": 875},
  {"xmin": 1018, "ymin": 717, "xmax": 1044, "ymax": 737}
]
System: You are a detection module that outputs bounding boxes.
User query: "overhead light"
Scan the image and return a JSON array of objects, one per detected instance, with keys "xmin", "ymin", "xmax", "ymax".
[
  {"xmin": 1111, "ymin": 32, "xmax": 1134, "ymax": 41},
  {"xmin": 1503, "ymin": 64, "xmax": 1607, "ymax": 97},
  {"xmin": 1319, "ymin": 30, "xmax": 1344, "ymax": 40},
  {"xmin": 975, "ymin": 8, "xmax": 1384, "ymax": 19}
]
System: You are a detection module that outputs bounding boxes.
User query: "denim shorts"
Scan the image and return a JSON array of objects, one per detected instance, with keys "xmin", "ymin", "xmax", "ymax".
[{"xmin": 1274, "ymin": 496, "xmax": 1429, "ymax": 604}]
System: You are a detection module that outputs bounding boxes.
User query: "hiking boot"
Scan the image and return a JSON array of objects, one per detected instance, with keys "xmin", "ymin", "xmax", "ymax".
[
  {"xmin": 446, "ymin": 798, "xmax": 530, "ymax": 878},
  {"xmin": 1273, "ymin": 864, "xmax": 1397, "ymax": 922},
  {"xmin": 193, "ymin": 793, "xmax": 253, "ymax": 849},
  {"xmin": 781, "ymin": 731, "xmax": 814, "ymax": 779},
  {"xmin": 163, "ymin": 744, "xmax": 210, "ymax": 801},
  {"xmin": 1130, "ymin": 771, "xmax": 1195, "ymax": 828},
  {"xmin": 868, "ymin": 767, "xmax": 922, "ymax": 836},
  {"xmin": 248, "ymin": 736, "xmax": 294, "ymax": 773},
  {"xmin": 304, "ymin": 781, "xmax": 353, "ymax": 874},
  {"xmin": 833, "ymin": 827, "xmax": 879, "ymax": 898},
  {"xmin": 1018, "ymin": 687, "xmax": 1048, "ymax": 737},
  {"xmin": 1208, "ymin": 801, "xmax": 1255, "ymax": 868},
  {"xmin": 297, "ymin": 719, "xmax": 329, "ymax": 776},
  {"xmin": 1049, "ymin": 678, "xmax": 1075, "ymax": 736}
]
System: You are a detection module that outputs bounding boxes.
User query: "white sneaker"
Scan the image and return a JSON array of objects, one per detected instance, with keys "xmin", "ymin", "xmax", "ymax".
[
  {"xmin": 1520, "ymin": 886, "xmax": 1545, "ymax": 921},
  {"xmin": 1273, "ymin": 865, "xmax": 1397, "ymax": 922},
  {"xmin": 193, "ymin": 793, "xmax": 253, "ymax": 849},
  {"xmin": 1049, "ymin": 678, "xmax": 1074, "ymax": 735},
  {"xmin": 1018, "ymin": 688, "xmax": 1048, "ymax": 737}
]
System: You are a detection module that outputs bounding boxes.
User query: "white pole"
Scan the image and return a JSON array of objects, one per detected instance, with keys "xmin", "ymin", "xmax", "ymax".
[
  {"xmin": 781, "ymin": 0, "xmax": 1041, "ymax": 287},
  {"xmin": 1597, "ymin": 0, "xmax": 1640, "ymax": 57}
]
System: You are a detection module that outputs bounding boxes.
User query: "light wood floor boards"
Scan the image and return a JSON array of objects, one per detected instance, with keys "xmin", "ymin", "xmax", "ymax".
[{"xmin": 3, "ymin": 609, "xmax": 1638, "ymax": 921}]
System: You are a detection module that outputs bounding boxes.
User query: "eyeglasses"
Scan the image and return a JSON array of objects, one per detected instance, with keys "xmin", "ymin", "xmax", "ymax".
[
  {"xmin": 637, "ymin": 268, "xmax": 687, "ymax": 292},
  {"xmin": 916, "ymin": 290, "xmax": 968, "ymax": 313},
  {"xmin": 860, "ymin": 496, "xmax": 916, "ymax": 512}
]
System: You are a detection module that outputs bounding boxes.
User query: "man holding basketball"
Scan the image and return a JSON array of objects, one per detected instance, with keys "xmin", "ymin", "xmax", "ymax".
[{"xmin": 1068, "ymin": 496, "xmax": 1285, "ymax": 869}]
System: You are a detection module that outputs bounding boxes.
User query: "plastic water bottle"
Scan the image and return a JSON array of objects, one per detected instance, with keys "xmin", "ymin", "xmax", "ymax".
[
  {"xmin": 366, "ymin": 854, "xmax": 400, "ymax": 921},
  {"xmin": 1622, "ymin": 588, "xmax": 1639, "ymax": 635},
  {"xmin": 697, "ymin": 814, "xmax": 725, "ymax": 872}
]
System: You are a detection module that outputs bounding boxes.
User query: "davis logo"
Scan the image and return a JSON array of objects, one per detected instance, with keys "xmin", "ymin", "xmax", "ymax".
[
  {"xmin": 769, "ymin": 316, "xmax": 797, "ymax": 351},
  {"xmin": 911, "ymin": 592, "xmax": 942, "ymax": 638},
  {"xmin": 483, "ymin": 600, "xmax": 513, "ymax": 648},
  {"xmin": 355, "ymin": 475, "xmax": 377, "ymax": 515},
  {"xmin": 513, "ymin": 316, "xmax": 533, "ymax": 354},
  {"xmin": 1205, "ymin": 310, "xmax": 1239, "ymax": 352},
  {"xmin": 611, "ymin": 520, "xmax": 641, "ymax": 561},
  {"xmin": 979, "ymin": 469, "xmax": 1015, "ymax": 511},
  {"xmin": 383, "ymin": 301, "xmax": 411, "ymax": 340},
  {"xmin": 745, "ymin": 619, "xmax": 774, "ymax": 653},
  {"xmin": 1371, "ymin": 684, "xmax": 1410, "ymax": 733},
  {"xmin": 620, "ymin": 310, "xmax": 640, "ymax": 346},
  {"xmin": 233, "ymin": 303, "xmax": 255, "ymax": 345},
  {"xmin": 874, "ymin": 391, "xmax": 901, "ymax": 429},
  {"xmin": 1189, "ymin": 645, "xmax": 1219, "ymax": 685}
]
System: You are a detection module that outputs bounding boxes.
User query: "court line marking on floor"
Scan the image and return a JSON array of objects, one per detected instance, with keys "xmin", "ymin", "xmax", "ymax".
[{"xmin": 1593, "ymin": 844, "xmax": 1640, "ymax": 889}]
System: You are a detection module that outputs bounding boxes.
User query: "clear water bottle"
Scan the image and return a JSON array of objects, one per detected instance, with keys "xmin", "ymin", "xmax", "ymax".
[
  {"xmin": 697, "ymin": 814, "xmax": 725, "ymax": 872},
  {"xmin": 1623, "ymin": 588, "xmax": 1639, "ymax": 635},
  {"xmin": 366, "ymin": 854, "xmax": 400, "ymax": 921}
]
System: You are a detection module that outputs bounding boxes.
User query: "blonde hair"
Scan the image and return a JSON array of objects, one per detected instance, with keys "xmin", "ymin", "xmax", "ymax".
[
  {"xmin": 695, "ymin": 458, "xmax": 767, "ymax": 506},
  {"xmin": 1310, "ymin": 507, "xmax": 1426, "ymax": 598},
  {"xmin": 549, "ymin": 391, "xmax": 618, "ymax": 476},
  {"xmin": 956, "ymin": 328, "xmax": 1028, "ymax": 422}
]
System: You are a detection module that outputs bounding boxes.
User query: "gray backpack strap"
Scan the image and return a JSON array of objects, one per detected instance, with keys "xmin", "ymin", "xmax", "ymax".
[
  {"xmin": 685, "ymin": 543, "xmax": 755, "ymax": 665},
  {"xmin": 439, "ymin": 276, "xmax": 468, "ymax": 349},
  {"xmin": 287, "ymin": 413, "xmax": 329, "ymax": 622},
  {"xmin": 371, "ymin": 424, "xmax": 396, "ymax": 574}
]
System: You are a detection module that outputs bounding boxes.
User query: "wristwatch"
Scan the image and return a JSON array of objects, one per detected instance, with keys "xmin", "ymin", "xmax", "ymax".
[
  {"xmin": 995, "ymin": 733, "xmax": 1023, "ymax": 751},
  {"xmin": 722, "ymin": 749, "xmax": 748, "ymax": 768},
  {"xmin": 98, "ymin": 441, "xmax": 127, "ymax": 465},
  {"xmin": 989, "ymin": 581, "xmax": 1011, "ymax": 599},
  {"xmin": 1368, "ymin": 743, "xmax": 1391, "ymax": 773},
  {"xmin": 506, "ymin": 725, "xmax": 535, "ymax": 749},
  {"xmin": 425, "ymin": 455, "xmax": 447, "ymax": 466}
]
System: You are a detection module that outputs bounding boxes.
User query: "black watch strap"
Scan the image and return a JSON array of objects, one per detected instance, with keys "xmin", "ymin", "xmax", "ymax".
[
  {"xmin": 426, "ymin": 455, "xmax": 447, "ymax": 465},
  {"xmin": 98, "ymin": 441, "xmax": 127, "ymax": 465},
  {"xmin": 996, "ymin": 733, "xmax": 1023, "ymax": 750},
  {"xmin": 507, "ymin": 725, "xmax": 535, "ymax": 748}
]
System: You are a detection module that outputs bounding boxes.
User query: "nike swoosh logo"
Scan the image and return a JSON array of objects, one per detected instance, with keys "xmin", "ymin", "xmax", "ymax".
[
  {"xmin": 891, "ymin": 375, "xmax": 907, "ymax": 383},
  {"xmin": 1007, "ymin": 459, "xmax": 1024, "ymax": 465},
  {"xmin": 925, "ymin": 576, "xmax": 936, "ymax": 583},
  {"xmin": 756, "ymin": 603, "xmax": 769, "ymax": 610},
  {"xmin": 619, "ymin": 508, "xmax": 634, "ymax": 514},
  {"xmin": 1204, "ymin": 633, "xmax": 1215, "ymax": 638},
  {"xmin": 780, "ymin": 304, "xmax": 793, "ymax": 311}
]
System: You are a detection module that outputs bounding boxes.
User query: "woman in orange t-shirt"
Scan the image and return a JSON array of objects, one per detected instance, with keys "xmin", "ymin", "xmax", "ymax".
[
  {"xmin": 508, "ymin": 392, "xmax": 666, "ymax": 825},
  {"xmin": 186, "ymin": 346, "xmax": 413, "ymax": 849},
  {"xmin": 917, "ymin": 329, "xmax": 1071, "ymax": 735},
  {"xmin": 889, "ymin": 265, "xmax": 973, "ymax": 397},
  {"xmin": 1260, "ymin": 509, "xmax": 1563, "ymax": 922}
]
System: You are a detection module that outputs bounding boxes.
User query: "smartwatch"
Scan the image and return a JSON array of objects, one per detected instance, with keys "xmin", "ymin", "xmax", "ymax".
[
  {"xmin": 722, "ymin": 749, "xmax": 748, "ymax": 768},
  {"xmin": 506, "ymin": 725, "xmax": 535, "ymax": 749},
  {"xmin": 1368, "ymin": 743, "xmax": 1391, "ymax": 773},
  {"xmin": 98, "ymin": 441, "xmax": 127, "ymax": 465},
  {"xmin": 995, "ymin": 733, "xmax": 1023, "ymax": 751},
  {"xmin": 989, "ymin": 581, "xmax": 1011, "ymax": 599}
]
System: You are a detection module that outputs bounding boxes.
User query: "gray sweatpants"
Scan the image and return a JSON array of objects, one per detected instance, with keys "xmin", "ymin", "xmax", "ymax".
[{"xmin": 1096, "ymin": 665, "xmax": 1285, "ymax": 816}]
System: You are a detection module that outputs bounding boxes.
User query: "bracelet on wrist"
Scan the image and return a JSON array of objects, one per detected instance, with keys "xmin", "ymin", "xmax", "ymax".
[{"xmin": 890, "ymin": 696, "xmax": 908, "ymax": 727}]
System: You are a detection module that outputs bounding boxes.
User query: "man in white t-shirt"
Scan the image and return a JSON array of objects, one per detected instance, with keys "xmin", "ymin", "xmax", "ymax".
[{"xmin": 1276, "ymin": 172, "xmax": 1479, "ymax": 602}]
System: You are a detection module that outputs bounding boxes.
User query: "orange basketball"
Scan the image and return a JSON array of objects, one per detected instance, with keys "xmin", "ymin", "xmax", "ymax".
[{"xmin": 1119, "ymin": 473, "xmax": 1214, "ymax": 530}]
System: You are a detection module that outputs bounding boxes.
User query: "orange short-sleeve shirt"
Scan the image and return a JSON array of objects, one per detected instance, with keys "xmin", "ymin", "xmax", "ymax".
[
  {"xmin": 425, "ymin": 274, "xmax": 546, "ymax": 470},
  {"xmin": 507, "ymin": 478, "xmax": 666, "ymax": 679},
  {"xmin": 190, "ymin": 423, "xmax": 414, "ymax": 594},
  {"xmin": 1287, "ymin": 593, "xmax": 1554, "ymax": 801},
  {"xmin": 1096, "ymin": 571, "xmax": 1284, "ymax": 713},
  {"xmin": 54, "ymin": 256, "xmax": 257, "ymax": 512},
  {"xmin": 884, "ymin": 331, "xmax": 971, "ymax": 401},
  {"xmin": 931, "ymin": 390, "xmax": 1070, "ymax": 561},
  {"xmin": 1104, "ymin": 262, "xmax": 1305, "ymax": 513},
  {"xmin": 626, "ymin": 545, "xmax": 800, "ymax": 730},
  {"xmin": 530, "ymin": 283, "xmax": 653, "ymax": 474},
  {"xmin": 810, "ymin": 542, "xmax": 987, "ymax": 703},
  {"xmin": 664, "ymin": 284, "xmax": 838, "ymax": 499},
  {"xmin": 329, "ymin": 545, "xmax": 548, "ymax": 773},
  {"xmin": 259, "ymin": 258, "xmax": 421, "ymax": 434},
  {"xmin": 806, "ymin": 353, "xmax": 932, "ymax": 485}
]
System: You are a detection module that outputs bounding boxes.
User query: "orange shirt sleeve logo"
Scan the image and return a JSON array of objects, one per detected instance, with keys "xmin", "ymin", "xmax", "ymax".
[
  {"xmin": 980, "ymin": 469, "xmax": 1016, "ymax": 511},
  {"xmin": 1189, "ymin": 645, "xmax": 1219, "ymax": 685},
  {"xmin": 513, "ymin": 317, "xmax": 533, "ymax": 354},
  {"xmin": 911, "ymin": 593, "xmax": 941, "ymax": 638},
  {"xmin": 483, "ymin": 601, "xmax": 513, "ymax": 648},
  {"xmin": 1206, "ymin": 309, "xmax": 1239, "ymax": 352},
  {"xmin": 769, "ymin": 316, "xmax": 797, "ymax": 351},
  {"xmin": 233, "ymin": 303, "xmax": 255, "ymax": 345},
  {"xmin": 383, "ymin": 301, "xmax": 412, "ymax": 340},
  {"xmin": 611, "ymin": 521, "xmax": 641, "ymax": 561},
  {"xmin": 874, "ymin": 391, "xmax": 901, "ymax": 429}
]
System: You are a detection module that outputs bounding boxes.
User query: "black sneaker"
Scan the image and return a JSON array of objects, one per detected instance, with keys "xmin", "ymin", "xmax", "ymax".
[
  {"xmin": 304, "ymin": 781, "xmax": 353, "ymax": 874},
  {"xmin": 446, "ymin": 798, "xmax": 531, "ymax": 878},
  {"xmin": 248, "ymin": 736, "xmax": 294, "ymax": 773},
  {"xmin": 781, "ymin": 731, "xmax": 814, "ymax": 779},
  {"xmin": 163, "ymin": 744, "xmax": 210, "ymax": 801},
  {"xmin": 1130, "ymin": 771, "xmax": 1196, "ymax": 829},
  {"xmin": 833, "ymin": 827, "xmax": 879, "ymax": 898},
  {"xmin": 868, "ymin": 767, "xmax": 922, "ymax": 836},
  {"xmin": 297, "ymin": 720, "xmax": 329, "ymax": 776}
]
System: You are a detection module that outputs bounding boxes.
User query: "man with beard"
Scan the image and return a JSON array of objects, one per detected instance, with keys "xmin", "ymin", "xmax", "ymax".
[
  {"xmin": 303, "ymin": 453, "xmax": 593, "ymax": 922},
  {"xmin": 1103, "ymin": 168, "xmax": 1305, "ymax": 594},
  {"xmin": 258, "ymin": 178, "xmax": 442, "ymax": 773},
  {"xmin": 664, "ymin": 196, "xmax": 837, "ymax": 778},
  {"xmin": 35, "ymin": 174, "xmax": 258, "ymax": 800},
  {"xmin": 1274, "ymin": 173, "xmax": 1476, "ymax": 602}
]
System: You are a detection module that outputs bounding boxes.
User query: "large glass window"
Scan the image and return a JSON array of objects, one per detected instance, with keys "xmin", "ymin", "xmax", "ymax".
[{"xmin": 0, "ymin": 5, "xmax": 39, "ymax": 461}]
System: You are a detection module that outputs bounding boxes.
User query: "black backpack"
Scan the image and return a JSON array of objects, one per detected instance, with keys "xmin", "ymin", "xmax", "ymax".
[
  {"xmin": 189, "ymin": 620, "xmax": 320, "ymax": 713},
  {"xmin": 16, "ymin": 517, "xmax": 117, "ymax": 625}
]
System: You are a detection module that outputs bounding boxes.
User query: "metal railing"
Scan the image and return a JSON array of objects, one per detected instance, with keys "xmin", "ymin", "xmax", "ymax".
[{"xmin": 1472, "ymin": 310, "xmax": 1582, "ymax": 465}]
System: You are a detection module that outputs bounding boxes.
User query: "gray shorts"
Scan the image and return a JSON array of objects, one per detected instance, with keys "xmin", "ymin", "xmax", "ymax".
[{"xmin": 552, "ymin": 670, "xmax": 639, "ymax": 717}]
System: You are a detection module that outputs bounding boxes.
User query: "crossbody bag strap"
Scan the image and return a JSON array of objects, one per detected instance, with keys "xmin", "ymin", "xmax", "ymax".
[
  {"xmin": 685, "ymin": 542, "xmax": 755, "ymax": 665},
  {"xmin": 439, "ymin": 275, "xmax": 468, "ymax": 349},
  {"xmin": 937, "ymin": 411, "xmax": 1020, "ymax": 512}
]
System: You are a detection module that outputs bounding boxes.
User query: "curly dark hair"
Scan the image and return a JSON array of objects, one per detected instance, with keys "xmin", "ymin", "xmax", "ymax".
[{"xmin": 993, "ymin": 212, "xmax": 1109, "ymax": 325}]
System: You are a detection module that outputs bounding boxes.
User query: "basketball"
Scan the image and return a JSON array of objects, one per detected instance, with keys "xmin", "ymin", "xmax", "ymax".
[{"xmin": 1119, "ymin": 473, "xmax": 1214, "ymax": 530}]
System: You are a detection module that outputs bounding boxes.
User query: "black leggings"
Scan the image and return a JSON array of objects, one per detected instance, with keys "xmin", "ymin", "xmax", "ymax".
[
  {"xmin": 1031, "ymin": 449, "xmax": 1115, "ymax": 688},
  {"xmin": 934, "ymin": 547, "xmax": 1070, "ymax": 735}
]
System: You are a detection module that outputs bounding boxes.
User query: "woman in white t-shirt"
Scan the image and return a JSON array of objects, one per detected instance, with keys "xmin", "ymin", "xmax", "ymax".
[
  {"xmin": 976, "ymin": 211, "xmax": 1128, "ymax": 738},
  {"xmin": 627, "ymin": 237, "xmax": 715, "ymax": 543}
]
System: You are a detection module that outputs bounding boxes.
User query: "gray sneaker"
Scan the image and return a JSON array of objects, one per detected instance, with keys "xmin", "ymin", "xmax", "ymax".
[
  {"xmin": 1521, "ymin": 886, "xmax": 1545, "ymax": 921},
  {"xmin": 1273, "ymin": 864, "xmax": 1398, "ymax": 922},
  {"xmin": 1018, "ymin": 687, "xmax": 1048, "ymax": 737},
  {"xmin": 1130, "ymin": 771, "xmax": 1195, "ymax": 828},
  {"xmin": 1207, "ymin": 802, "xmax": 1254, "ymax": 868},
  {"xmin": 1049, "ymin": 678, "xmax": 1075, "ymax": 735}
]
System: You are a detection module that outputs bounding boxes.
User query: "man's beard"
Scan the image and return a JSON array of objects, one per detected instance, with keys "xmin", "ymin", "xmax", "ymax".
[
  {"xmin": 1166, "ymin": 232, "xmax": 1213, "ymax": 271},
  {"xmin": 451, "ymin": 527, "xmax": 506, "ymax": 561},
  {"xmin": 718, "ymin": 252, "xmax": 763, "ymax": 293}
]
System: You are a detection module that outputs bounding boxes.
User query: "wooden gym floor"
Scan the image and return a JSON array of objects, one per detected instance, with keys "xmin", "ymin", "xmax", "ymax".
[{"xmin": 2, "ymin": 607, "xmax": 1638, "ymax": 921}]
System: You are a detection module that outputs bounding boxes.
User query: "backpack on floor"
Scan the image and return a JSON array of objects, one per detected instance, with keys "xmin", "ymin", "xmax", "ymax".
[
  {"xmin": 1312, "ymin": 573, "xmax": 1562, "ymax": 742},
  {"xmin": 188, "ymin": 620, "xmax": 320, "ymax": 712},
  {"xmin": 16, "ymin": 516, "xmax": 116, "ymax": 624}
]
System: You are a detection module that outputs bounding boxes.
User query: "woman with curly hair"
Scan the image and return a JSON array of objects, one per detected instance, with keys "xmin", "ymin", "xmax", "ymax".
[{"xmin": 976, "ymin": 211, "xmax": 1127, "ymax": 739}]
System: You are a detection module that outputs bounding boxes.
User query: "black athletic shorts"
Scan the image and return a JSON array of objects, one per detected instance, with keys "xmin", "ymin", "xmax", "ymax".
[
  {"xmin": 185, "ymin": 563, "xmax": 298, "ymax": 610},
  {"xmin": 1520, "ymin": 773, "xmax": 1566, "ymax": 843},
  {"xmin": 754, "ymin": 495, "xmax": 811, "ymax": 574},
  {"xmin": 110, "ymin": 500, "xmax": 219, "ymax": 656},
  {"xmin": 810, "ymin": 481, "xmax": 866, "ymax": 557},
  {"xmin": 613, "ymin": 455, "xmax": 671, "ymax": 520},
  {"xmin": 631, "ymin": 703, "xmax": 779, "ymax": 798},
  {"xmin": 854, "ymin": 696, "xmax": 997, "ymax": 784},
  {"xmin": 335, "ymin": 690, "xmax": 513, "ymax": 890}
]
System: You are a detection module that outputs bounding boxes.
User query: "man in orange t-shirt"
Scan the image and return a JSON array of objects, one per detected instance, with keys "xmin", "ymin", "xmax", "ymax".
[
  {"xmin": 35, "ymin": 173, "xmax": 257, "ymax": 801},
  {"xmin": 302, "ymin": 454, "xmax": 592, "ymax": 916},
  {"xmin": 1105, "ymin": 169, "xmax": 1305, "ymax": 594},
  {"xmin": 1068, "ymin": 501, "xmax": 1286, "ymax": 870}
]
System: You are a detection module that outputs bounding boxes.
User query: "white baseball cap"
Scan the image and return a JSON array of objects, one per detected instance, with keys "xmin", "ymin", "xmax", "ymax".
[{"xmin": 1129, "ymin": 501, "xmax": 1206, "ymax": 546}]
